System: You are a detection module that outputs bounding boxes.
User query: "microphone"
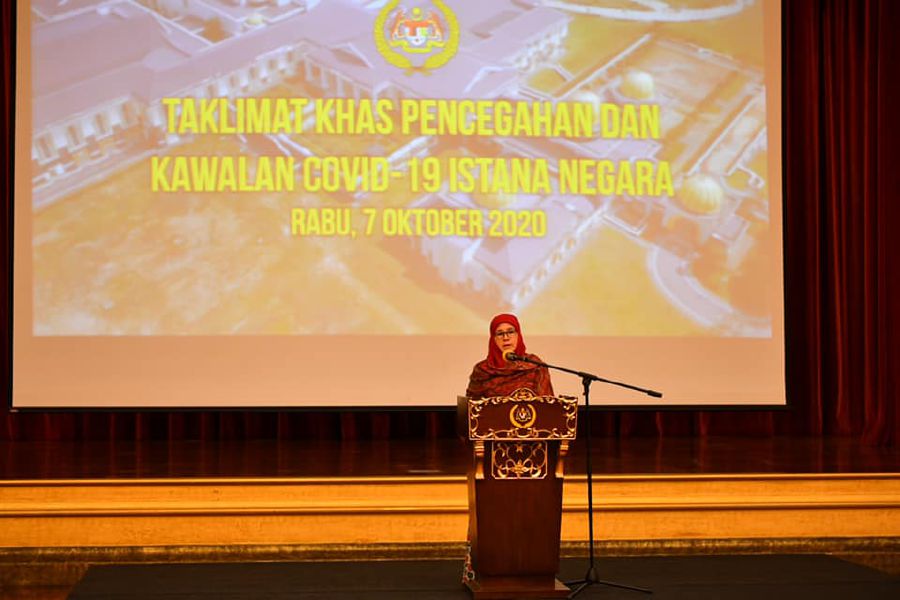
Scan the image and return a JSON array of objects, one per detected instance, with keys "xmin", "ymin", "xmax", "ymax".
[{"xmin": 503, "ymin": 351, "xmax": 524, "ymax": 362}]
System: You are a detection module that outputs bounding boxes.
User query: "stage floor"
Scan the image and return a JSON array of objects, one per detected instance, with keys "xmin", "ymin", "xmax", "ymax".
[
  {"xmin": 2, "ymin": 435, "xmax": 899, "ymax": 480},
  {"xmin": 2, "ymin": 435, "xmax": 899, "ymax": 596},
  {"xmin": 64, "ymin": 555, "xmax": 900, "ymax": 600}
]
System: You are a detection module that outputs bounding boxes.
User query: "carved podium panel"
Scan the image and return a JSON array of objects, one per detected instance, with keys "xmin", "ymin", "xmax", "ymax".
[{"xmin": 459, "ymin": 388, "xmax": 577, "ymax": 599}]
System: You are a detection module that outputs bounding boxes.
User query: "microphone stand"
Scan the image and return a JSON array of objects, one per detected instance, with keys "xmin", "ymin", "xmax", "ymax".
[{"xmin": 510, "ymin": 354, "xmax": 661, "ymax": 598}]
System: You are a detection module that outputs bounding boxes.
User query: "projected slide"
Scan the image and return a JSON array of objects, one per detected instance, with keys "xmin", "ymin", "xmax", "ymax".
[{"xmin": 14, "ymin": 0, "xmax": 784, "ymax": 407}]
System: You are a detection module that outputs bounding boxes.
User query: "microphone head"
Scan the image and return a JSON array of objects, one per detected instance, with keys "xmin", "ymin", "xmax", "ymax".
[{"xmin": 503, "ymin": 350, "xmax": 520, "ymax": 361}]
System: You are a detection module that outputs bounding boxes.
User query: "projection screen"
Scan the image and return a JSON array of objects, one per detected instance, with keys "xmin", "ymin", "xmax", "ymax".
[{"xmin": 13, "ymin": 0, "xmax": 784, "ymax": 408}]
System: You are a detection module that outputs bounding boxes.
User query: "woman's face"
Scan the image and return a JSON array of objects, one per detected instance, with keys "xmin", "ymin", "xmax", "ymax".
[{"xmin": 493, "ymin": 322, "xmax": 519, "ymax": 355}]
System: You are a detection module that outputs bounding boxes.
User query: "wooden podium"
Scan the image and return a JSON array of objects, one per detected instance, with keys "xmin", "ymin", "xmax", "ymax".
[{"xmin": 458, "ymin": 388, "xmax": 578, "ymax": 599}]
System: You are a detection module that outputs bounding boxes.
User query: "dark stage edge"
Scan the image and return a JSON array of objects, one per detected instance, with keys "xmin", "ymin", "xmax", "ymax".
[
  {"xmin": 67, "ymin": 555, "xmax": 900, "ymax": 600},
  {"xmin": 3, "ymin": 436, "xmax": 900, "ymax": 480}
]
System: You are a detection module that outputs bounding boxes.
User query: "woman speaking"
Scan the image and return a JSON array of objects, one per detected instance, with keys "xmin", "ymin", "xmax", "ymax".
[{"xmin": 465, "ymin": 313, "xmax": 554, "ymax": 400}]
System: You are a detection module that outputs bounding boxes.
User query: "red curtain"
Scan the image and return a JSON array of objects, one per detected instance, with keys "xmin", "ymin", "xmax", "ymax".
[{"xmin": 2, "ymin": 1, "xmax": 898, "ymax": 446}]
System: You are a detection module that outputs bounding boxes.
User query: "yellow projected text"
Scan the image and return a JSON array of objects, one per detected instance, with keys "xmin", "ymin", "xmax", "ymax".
[
  {"xmin": 162, "ymin": 98, "xmax": 309, "ymax": 134},
  {"xmin": 159, "ymin": 97, "xmax": 661, "ymax": 139},
  {"xmin": 150, "ymin": 97, "xmax": 673, "ymax": 234},
  {"xmin": 400, "ymin": 99, "xmax": 593, "ymax": 138},
  {"xmin": 599, "ymin": 104, "xmax": 660, "ymax": 139},
  {"xmin": 559, "ymin": 159, "xmax": 673, "ymax": 196},
  {"xmin": 290, "ymin": 208, "xmax": 548, "ymax": 239},
  {"xmin": 313, "ymin": 99, "xmax": 395, "ymax": 135},
  {"xmin": 151, "ymin": 156, "xmax": 295, "ymax": 192}
]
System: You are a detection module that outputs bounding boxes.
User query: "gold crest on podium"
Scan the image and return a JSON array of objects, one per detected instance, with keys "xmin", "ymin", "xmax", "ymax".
[{"xmin": 509, "ymin": 404, "xmax": 537, "ymax": 429}]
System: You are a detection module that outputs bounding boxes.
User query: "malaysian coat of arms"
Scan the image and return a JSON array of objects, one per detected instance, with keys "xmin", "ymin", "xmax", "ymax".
[{"xmin": 374, "ymin": 1, "xmax": 459, "ymax": 73}]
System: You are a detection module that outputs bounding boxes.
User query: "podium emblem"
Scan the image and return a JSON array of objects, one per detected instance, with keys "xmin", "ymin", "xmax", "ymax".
[
  {"xmin": 509, "ymin": 404, "xmax": 537, "ymax": 429},
  {"xmin": 466, "ymin": 390, "xmax": 576, "ymax": 440},
  {"xmin": 492, "ymin": 441, "xmax": 547, "ymax": 479}
]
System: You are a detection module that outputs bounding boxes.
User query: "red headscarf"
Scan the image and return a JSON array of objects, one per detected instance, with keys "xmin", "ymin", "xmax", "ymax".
[
  {"xmin": 486, "ymin": 313, "xmax": 527, "ymax": 369},
  {"xmin": 466, "ymin": 313, "xmax": 554, "ymax": 399}
]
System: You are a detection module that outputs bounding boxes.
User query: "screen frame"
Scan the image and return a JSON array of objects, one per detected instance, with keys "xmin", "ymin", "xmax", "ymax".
[{"xmin": 9, "ymin": 0, "xmax": 788, "ymax": 413}]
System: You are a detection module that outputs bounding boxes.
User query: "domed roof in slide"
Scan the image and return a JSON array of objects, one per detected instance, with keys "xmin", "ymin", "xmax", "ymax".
[
  {"xmin": 678, "ymin": 174, "xmax": 724, "ymax": 215},
  {"xmin": 620, "ymin": 70, "xmax": 655, "ymax": 100}
]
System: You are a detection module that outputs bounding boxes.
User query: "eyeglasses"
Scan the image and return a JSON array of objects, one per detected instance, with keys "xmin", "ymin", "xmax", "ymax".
[{"xmin": 494, "ymin": 329, "xmax": 518, "ymax": 338}]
